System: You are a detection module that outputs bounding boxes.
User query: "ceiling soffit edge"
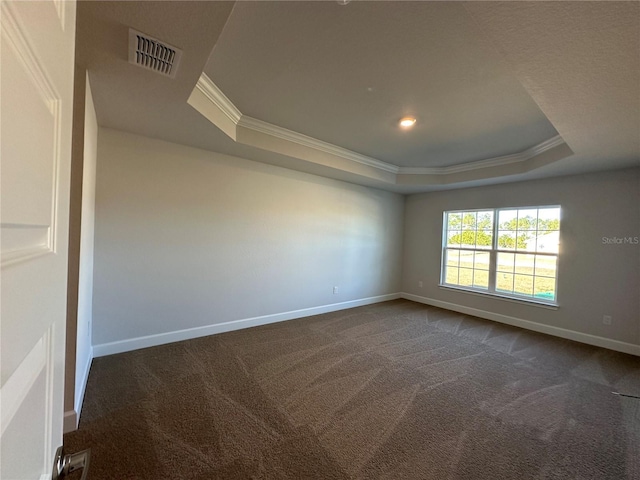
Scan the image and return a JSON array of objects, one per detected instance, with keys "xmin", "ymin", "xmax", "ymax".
[
  {"xmin": 398, "ymin": 135, "xmax": 566, "ymax": 175},
  {"xmin": 188, "ymin": 74, "xmax": 571, "ymax": 186},
  {"xmin": 237, "ymin": 115, "xmax": 399, "ymax": 174},
  {"xmin": 195, "ymin": 73, "xmax": 241, "ymax": 125}
]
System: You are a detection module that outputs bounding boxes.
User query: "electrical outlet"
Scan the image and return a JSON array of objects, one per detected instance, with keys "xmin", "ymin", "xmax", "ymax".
[
  {"xmin": 418, "ymin": 281, "xmax": 423, "ymax": 288},
  {"xmin": 603, "ymin": 315, "xmax": 612, "ymax": 325},
  {"xmin": 333, "ymin": 286, "xmax": 339, "ymax": 294}
]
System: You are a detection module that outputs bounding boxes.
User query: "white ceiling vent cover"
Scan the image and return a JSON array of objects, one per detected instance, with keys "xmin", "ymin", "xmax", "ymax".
[{"xmin": 128, "ymin": 29, "xmax": 182, "ymax": 78}]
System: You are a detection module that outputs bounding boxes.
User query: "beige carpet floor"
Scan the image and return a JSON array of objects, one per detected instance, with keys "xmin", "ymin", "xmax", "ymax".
[{"xmin": 64, "ymin": 299, "xmax": 640, "ymax": 479}]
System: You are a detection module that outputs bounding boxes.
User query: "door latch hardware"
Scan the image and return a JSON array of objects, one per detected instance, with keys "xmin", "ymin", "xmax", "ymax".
[{"xmin": 52, "ymin": 446, "xmax": 91, "ymax": 480}]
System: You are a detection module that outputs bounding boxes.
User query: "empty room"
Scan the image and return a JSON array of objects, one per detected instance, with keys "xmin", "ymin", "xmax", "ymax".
[{"xmin": 1, "ymin": 1, "xmax": 639, "ymax": 479}]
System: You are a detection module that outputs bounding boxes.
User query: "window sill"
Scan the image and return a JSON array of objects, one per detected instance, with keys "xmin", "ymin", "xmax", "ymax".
[{"xmin": 438, "ymin": 284, "xmax": 559, "ymax": 310}]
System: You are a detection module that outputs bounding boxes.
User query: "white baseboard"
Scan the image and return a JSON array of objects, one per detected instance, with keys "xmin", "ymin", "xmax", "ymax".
[
  {"xmin": 401, "ymin": 292, "xmax": 640, "ymax": 356},
  {"xmin": 75, "ymin": 347, "xmax": 93, "ymax": 423},
  {"xmin": 93, "ymin": 293, "xmax": 401, "ymax": 358},
  {"xmin": 64, "ymin": 345, "xmax": 94, "ymax": 433}
]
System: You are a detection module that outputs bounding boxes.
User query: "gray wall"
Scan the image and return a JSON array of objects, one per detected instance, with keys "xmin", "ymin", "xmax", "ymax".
[
  {"xmin": 402, "ymin": 168, "xmax": 640, "ymax": 346},
  {"xmin": 90, "ymin": 128, "xmax": 638, "ymax": 352},
  {"xmin": 92, "ymin": 129, "xmax": 404, "ymax": 346}
]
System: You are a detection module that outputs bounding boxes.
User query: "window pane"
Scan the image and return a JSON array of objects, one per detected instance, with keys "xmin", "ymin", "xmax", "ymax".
[
  {"xmin": 447, "ymin": 231, "xmax": 461, "ymax": 247},
  {"xmin": 461, "ymin": 212, "xmax": 477, "ymax": 230},
  {"xmin": 498, "ymin": 231, "xmax": 516, "ymax": 250},
  {"xmin": 514, "ymin": 254, "xmax": 535, "ymax": 275},
  {"xmin": 497, "ymin": 252, "xmax": 514, "ymax": 273},
  {"xmin": 448, "ymin": 212, "xmax": 462, "ymax": 231},
  {"xmin": 534, "ymin": 277, "xmax": 556, "ymax": 301},
  {"xmin": 476, "ymin": 211, "xmax": 494, "ymax": 230},
  {"xmin": 537, "ymin": 207, "xmax": 560, "ymax": 231},
  {"xmin": 445, "ymin": 266, "xmax": 459, "ymax": 285},
  {"xmin": 516, "ymin": 232, "xmax": 534, "ymax": 251},
  {"xmin": 460, "ymin": 231, "xmax": 476, "ymax": 247},
  {"xmin": 459, "ymin": 251, "xmax": 474, "ymax": 269},
  {"xmin": 497, "ymin": 273, "xmax": 514, "ymax": 293},
  {"xmin": 458, "ymin": 268, "xmax": 473, "ymax": 286},
  {"xmin": 534, "ymin": 255, "xmax": 557, "ymax": 278},
  {"xmin": 535, "ymin": 231, "xmax": 559, "ymax": 253},
  {"xmin": 518, "ymin": 209, "xmax": 538, "ymax": 230},
  {"xmin": 473, "ymin": 270, "xmax": 489, "ymax": 289},
  {"xmin": 446, "ymin": 249, "xmax": 460, "ymax": 267},
  {"xmin": 474, "ymin": 252, "xmax": 490, "ymax": 270},
  {"xmin": 498, "ymin": 209, "xmax": 517, "ymax": 230},
  {"xmin": 514, "ymin": 274, "xmax": 534, "ymax": 296},
  {"xmin": 476, "ymin": 229, "xmax": 493, "ymax": 249}
]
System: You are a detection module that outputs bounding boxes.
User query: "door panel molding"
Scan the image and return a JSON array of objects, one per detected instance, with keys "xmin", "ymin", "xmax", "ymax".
[
  {"xmin": 0, "ymin": 327, "xmax": 52, "ymax": 438},
  {"xmin": 1, "ymin": 1, "xmax": 62, "ymax": 267}
]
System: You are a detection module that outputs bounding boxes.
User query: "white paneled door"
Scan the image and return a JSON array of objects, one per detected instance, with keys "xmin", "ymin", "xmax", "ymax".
[{"xmin": 1, "ymin": 0, "xmax": 76, "ymax": 479}]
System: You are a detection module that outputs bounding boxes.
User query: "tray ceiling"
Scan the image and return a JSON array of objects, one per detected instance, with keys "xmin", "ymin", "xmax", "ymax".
[{"xmin": 76, "ymin": 1, "xmax": 639, "ymax": 193}]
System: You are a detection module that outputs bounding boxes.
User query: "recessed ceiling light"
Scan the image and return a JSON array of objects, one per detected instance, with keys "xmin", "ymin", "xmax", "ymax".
[
  {"xmin": 399, "ymin": 117, "xmax": 417, "ymax": 128},
  {"xmin": 337, "ymin": 0, "xmax": 351, "ymax": 5}
]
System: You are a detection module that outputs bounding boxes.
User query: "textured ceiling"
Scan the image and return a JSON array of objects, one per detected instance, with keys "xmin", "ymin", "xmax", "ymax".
[
  {"xmin": 205, "ymin": 1, "xmax": 558, "ymax": 168},
  {"xmin": 76, "ymin": 1, "xmax": 639, "ymax": 193},
  {"xmin": 463, "ymin": 1, "xmax": 640, "ymax": 175},
  {"xmin": 76, "ymin": 1, "xmax": 234, "ymax": 144}
]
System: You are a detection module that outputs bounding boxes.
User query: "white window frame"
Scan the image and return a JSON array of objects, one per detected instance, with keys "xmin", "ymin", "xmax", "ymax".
[{"xmin": 439, "ymin": 206, "xmax": 561, "ymax": 307}]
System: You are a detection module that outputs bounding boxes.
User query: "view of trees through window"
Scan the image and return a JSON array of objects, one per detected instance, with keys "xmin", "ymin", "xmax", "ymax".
[{"xmin": 443, "ymin": 207, "xmax": 561, "ymax": 302}]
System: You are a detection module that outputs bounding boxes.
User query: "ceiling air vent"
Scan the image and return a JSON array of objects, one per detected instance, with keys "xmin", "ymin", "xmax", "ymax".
[{"xmin": 128, "ymin": 29, "xmax": 182, "ymax": 79}]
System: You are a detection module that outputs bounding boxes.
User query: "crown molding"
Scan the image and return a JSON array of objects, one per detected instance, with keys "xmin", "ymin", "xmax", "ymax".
[
  {"xmin": 527, "ymin": 134, "xmax": 565, "ymax": 157},
  {"xmin": 195, "ymin": 74, "xmax": 241, "ymax": 125},
  {"xmin": 190, "ymin": 74, "xmax": 568, "ymax": 185},
  {"xmin": 237, "ymin": 116, "xmax": 400, "ymax": 174},
  {"xmin": 195, "ymin": 74, "xmax": 398, "ymax": 174},
  {"xmin": 397, "ymin": 135, "xmax": 565, "ymax": 175},
  {"xmin": 401, "ymin": 152, "xmax": 523, "ymax": 175}
]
